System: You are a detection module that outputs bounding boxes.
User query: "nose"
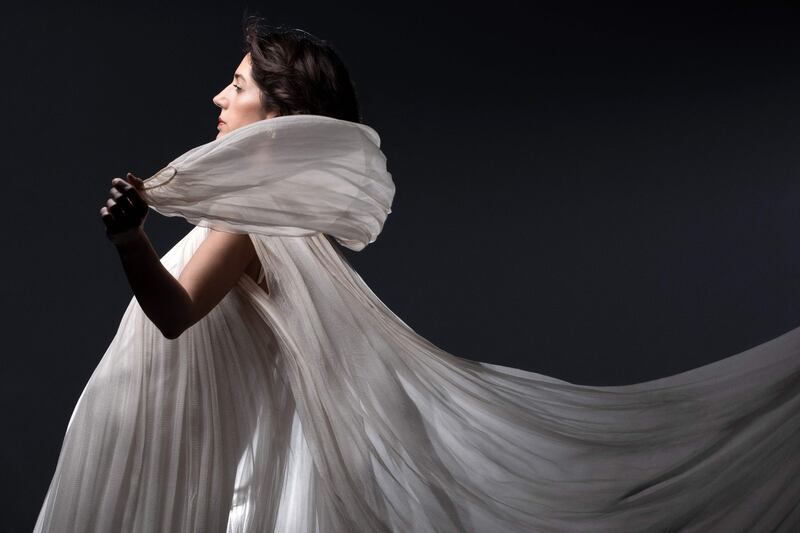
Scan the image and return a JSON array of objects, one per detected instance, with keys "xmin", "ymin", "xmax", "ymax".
[{"xmin": 212, "ymin": 90, "xmax": 226, "ymax": 109}]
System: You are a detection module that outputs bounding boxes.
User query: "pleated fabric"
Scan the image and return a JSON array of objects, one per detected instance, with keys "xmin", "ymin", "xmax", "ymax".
[{"xmin": 34, "ymin": 115, "xmax": 800, "ymax": 532}]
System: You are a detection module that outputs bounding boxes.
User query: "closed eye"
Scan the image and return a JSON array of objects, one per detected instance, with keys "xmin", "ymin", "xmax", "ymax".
[{"xmin": 232, "ymin": 83, "xmax": 242, "ymax": 92}]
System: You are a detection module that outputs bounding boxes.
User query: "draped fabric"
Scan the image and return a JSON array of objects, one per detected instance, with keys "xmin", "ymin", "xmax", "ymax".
[
  {"xmin": 139, "ymin": 115, "xmax": 394, "ymax": 251},
  {"xmin": 35, "ymin": 115, "xmax": 800, "ymax": 532}
]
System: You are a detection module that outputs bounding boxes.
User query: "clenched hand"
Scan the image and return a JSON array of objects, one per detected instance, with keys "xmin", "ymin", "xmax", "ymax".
[{"xmin": 100, "ymin": 172, "xmax": 149, "ymax": 245}]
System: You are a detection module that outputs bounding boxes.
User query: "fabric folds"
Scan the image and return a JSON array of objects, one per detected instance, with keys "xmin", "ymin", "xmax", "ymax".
[
  {"xmin": 141, "ymin": 115, "xmax": 394, "ymax": 252},
  {"xmin": 34, "ymin": 115, "xmax": 800, "ymax": 532}
]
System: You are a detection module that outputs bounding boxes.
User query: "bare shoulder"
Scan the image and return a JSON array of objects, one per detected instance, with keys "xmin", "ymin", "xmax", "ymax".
[
  {"xmin": 166, "ymin": 229, "xmax": 268, "ymax": 336},
  {"xmin": 178, "ymin": 228, "xmax": 256, "ymax": 300},
  {"xmin": 190, "ymin": 229, "xmax": 254, "ymax": 268},
  {"xmin": 201, "ymin": 227, "xmax": 254, "ymax": 250}
]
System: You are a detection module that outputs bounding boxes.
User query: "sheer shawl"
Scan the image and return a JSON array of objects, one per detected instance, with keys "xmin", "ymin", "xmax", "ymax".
[{"xmin": 35, "ymin": 115, "xmax": 800, "ymax": 532}]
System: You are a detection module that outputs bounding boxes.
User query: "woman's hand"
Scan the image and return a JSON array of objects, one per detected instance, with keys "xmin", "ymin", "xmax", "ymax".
[{"xmin": 100, "ymin": 172, "xmax": 149, "ymax": 246}]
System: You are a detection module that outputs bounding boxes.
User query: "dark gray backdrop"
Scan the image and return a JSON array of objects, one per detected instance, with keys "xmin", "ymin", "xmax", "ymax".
[{"xmin": 4, "ymin": 2, "xmax": 800, "ymax": 529}]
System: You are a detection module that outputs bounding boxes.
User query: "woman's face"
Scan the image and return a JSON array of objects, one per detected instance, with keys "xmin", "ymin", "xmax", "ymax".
[{"xmin": 212, "ymin": 53, "xmax": 278, "ymax": 139}]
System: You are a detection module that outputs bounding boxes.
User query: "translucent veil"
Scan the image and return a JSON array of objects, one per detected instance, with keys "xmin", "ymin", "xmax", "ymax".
[{"xmin": 35, "ymin": 115, "xmax": 800, "ymax": 532}]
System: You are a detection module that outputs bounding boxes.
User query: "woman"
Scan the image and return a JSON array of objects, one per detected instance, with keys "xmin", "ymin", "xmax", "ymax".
[
  {"xmin": 35, "ymin": 15, "xmax": 800, "ymax": 533},
  {"xmin": 98, "ymin": 25, "xmax": 354, "ymax": 340}
]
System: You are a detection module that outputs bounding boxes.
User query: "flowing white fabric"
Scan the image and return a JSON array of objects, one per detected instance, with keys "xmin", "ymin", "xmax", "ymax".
[{"xmin": 35, "ymin": 115, "xmax": 800, "ymax": 532}]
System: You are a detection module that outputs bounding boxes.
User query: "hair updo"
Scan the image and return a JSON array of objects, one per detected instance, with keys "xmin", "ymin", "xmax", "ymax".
[
  {"xmin": 241, "ymin": 15, "xmax": 362, "ymax": 124},
  {"xmin": 241, "ymin": 15, "xmax": 364, "ymax": 258}
]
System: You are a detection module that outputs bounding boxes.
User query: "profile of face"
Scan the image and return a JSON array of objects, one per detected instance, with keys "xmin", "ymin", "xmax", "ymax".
[{"xmin": 212, "ymin": 53, "xmax": 278, "ymax": 139}]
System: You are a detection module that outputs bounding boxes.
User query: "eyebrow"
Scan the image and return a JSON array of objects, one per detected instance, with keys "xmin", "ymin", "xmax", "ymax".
[{"xmin": 234, "ymin": 73, "xmax": 246, "ymax": 83}]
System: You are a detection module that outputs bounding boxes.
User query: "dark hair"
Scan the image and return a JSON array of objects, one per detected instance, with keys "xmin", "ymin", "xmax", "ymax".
[
  {"xmin": 241, "ymin": 15, "xmax": 362, "ymax": 123},
  {"xmin": 241, "ymin": 14, "xmax": 363, "ymax": 261}
]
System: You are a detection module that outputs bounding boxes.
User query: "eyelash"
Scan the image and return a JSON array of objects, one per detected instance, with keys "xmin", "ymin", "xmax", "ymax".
[{"xmin": 232, "ymin": 83, "xmax": 242, "ymax": 92}]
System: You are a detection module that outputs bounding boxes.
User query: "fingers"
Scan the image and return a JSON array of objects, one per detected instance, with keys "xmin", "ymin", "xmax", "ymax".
[
  {"xmin": 108, "ymin": 179, "xmax": 146, "ymax": 218},
  {"xmin": 127, "ymin": 172, "xmax": 144, "ymax": 188},
  {"xmin": 99, "ymin": 205, "xmax": 116, "ymax": 227},
  {"xmin": 109, "ymin": 185, "xmax": 135, "ymax": 213},
  {"xmin": 117, "ymin": 175, "xmax": 149, "ymax": 213},
  {"xmin": 100, "ymin": 173, "xmax": 149, "ymax": 240},
  {"xmin": 106, "ymin": 196, "xmax": 129, "ymax": 223}
]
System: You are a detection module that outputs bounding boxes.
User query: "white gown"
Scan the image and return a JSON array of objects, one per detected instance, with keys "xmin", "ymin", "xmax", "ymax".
[{"xmin": 34, "ymin": 116, "xmax": 800, "ymax": 532}]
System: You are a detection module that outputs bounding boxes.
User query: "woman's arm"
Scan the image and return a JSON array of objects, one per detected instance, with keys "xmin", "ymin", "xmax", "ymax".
[
  {"xmin": 114, "ymin": 228, "xmax": 257, "ymax": 339},
  {"xmin": 102, "ymin": 174, "xmax": 258, "ymax": 339}
]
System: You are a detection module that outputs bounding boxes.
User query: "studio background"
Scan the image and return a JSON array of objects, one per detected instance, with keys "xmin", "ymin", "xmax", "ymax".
[{"xmin": 3, "ymin": 2, "xmax": 800, "ymax": 529}]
